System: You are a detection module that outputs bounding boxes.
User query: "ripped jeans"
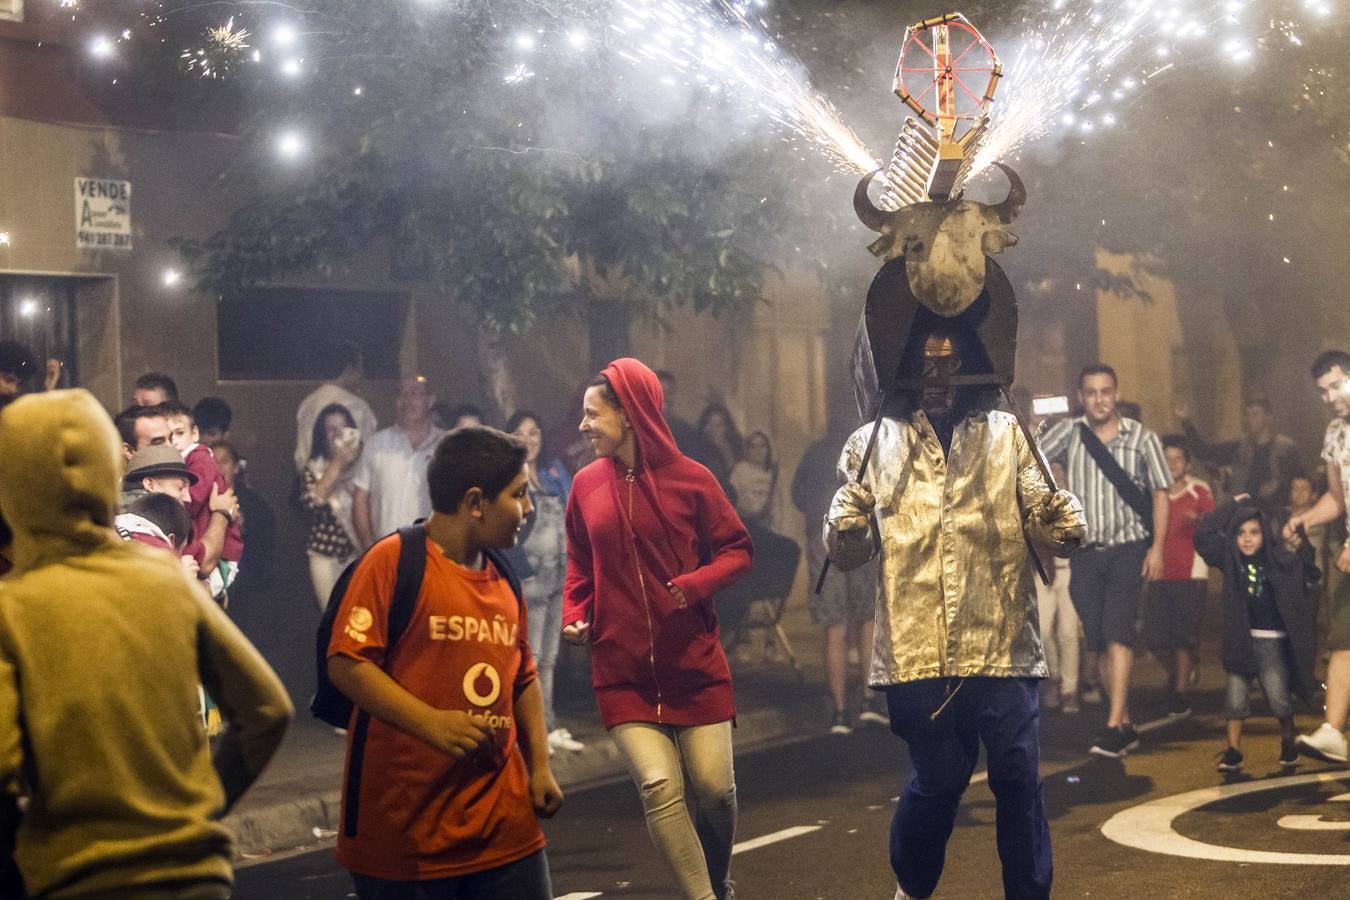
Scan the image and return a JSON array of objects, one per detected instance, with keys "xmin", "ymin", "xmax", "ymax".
[{"xmin": 610, "ymin": 720, "xmax": 737, "ymax": 900}]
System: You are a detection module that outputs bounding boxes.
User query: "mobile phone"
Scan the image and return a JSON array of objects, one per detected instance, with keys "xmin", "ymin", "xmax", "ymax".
[{"xmin": 1032, "ymin": 396, "xmax": 1070, "ymax": 416}]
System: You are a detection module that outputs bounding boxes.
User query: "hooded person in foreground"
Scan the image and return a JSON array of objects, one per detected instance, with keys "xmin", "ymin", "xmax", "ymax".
[
  {"xmin": 0, "ymin": 389, "xmax": 292, "ymax": 899},
  {"xmin": 826, "ymin": 326, "xmax": 1084, "ymax": 900},
  {"xmin": 561, "ymin": 358, "xmax": 753, "ymax": 900}
]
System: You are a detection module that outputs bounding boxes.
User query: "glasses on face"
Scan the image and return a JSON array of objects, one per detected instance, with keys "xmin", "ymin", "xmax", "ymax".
[{"xmin": 921, "ymin": 355, "xmax": 962, "ymax": 377}]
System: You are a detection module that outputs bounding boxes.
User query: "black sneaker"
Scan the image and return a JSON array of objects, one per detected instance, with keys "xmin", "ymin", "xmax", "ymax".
[
  {"xmin": 1121, "ymin": 724, "xmax": 1140, "ymax": 752},
  {"xmin": 829, "ymin": 709, "xmax": 853, "ymax": 736},
  {"xmin": 1279, "ymin": 738, "xmax": 1299, "ymax": 768},
  {"xmin": 1216, "ymin": 747, "xmax": 1244, "ymax": 772},
  {"xmin": 1167, "ymin": 692, "xmax": 1192, "ymax": 719},
  {"xmin": 858, "ymin": 694, "xmax": 889, "ymax": 726},
  {"xmin": 1090, "ymin": 726, "xmax": 1140, "ymax": 758}
]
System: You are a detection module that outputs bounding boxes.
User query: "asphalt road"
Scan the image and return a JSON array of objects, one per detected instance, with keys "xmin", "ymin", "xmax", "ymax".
[{"xmin": 234, "ymin": 688, "xmax": 1350, "ymax": 899}]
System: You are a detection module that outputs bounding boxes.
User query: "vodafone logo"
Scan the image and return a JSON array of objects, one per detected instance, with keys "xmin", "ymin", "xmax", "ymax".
[{"xmin": 463, "ymin": 662, "xmax": 502, "ymax": 708}]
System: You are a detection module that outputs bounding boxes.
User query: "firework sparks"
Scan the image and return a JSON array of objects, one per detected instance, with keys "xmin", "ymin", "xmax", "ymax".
[
  {"xmin": 969, "ymin": 0, "xmax": 1336, "ymax": 179},
  {"xmin": 181, "ymin": 18, "xmax": 251, "ymax": 79},
  {"xmin": 610, "ymin": 0, "xmax": 878, "ymax": 174}
]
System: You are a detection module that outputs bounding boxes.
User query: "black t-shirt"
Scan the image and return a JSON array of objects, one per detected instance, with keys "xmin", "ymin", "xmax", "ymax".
[{"xmin": 1242, "ymin": 559, "xmax": 1287, "ymax": 632}]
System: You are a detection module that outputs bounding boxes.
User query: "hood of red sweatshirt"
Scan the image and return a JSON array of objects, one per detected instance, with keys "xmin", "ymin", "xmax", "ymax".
[{"xmin": 602, "ymin": 357, "xmax": 681, "ymax": 470}]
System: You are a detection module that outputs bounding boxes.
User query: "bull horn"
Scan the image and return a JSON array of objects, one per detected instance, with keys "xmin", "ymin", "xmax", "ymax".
[
  {"xmin": 991, "ymin": 162, "xmax": 1026, "ymax": 223},
  {"xmin": 853, "ymin": 168, "xmax": 887, "ymax": 232}
]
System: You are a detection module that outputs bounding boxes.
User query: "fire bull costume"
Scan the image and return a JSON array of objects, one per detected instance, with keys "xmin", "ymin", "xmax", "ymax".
[{"xmin": 821, "ymin": 13, "xmax": 1085, "ymax": 900}]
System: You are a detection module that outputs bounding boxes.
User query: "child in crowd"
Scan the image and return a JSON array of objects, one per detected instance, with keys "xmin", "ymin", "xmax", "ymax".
[
  {"xmin": 1195, "ymin": 497, "xmax": 1319, "ymax": 772},
  {"xmin": 0, "ymin": 389, "xmax": 291, "ymax": 898},
  {"xmin": 326, "ymin": 427, "xmax": 562, "ymax": 899},
  {"xmin": 119, "ymin": 491, "xmax": 191, "ymax": 556},
  {"xmin": 1145, "ymin": 436, "xmax": 1215, "ymax": 718},
  {"xmin": 164, "ymin": 402, "xmax": 243, "ymax": 598}
]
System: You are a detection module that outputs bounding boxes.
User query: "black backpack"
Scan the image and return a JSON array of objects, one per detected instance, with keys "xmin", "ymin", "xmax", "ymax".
[{"xmin": 310, "ymin": 523, "xmax": 525, "ymax": 836}]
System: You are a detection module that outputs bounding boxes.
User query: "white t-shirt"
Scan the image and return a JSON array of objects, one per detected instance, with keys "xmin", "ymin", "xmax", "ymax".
[
  {"xmin": 352, "ymin": 425, "xmax": 446, "ymax": 539},
  {"xmin": 1322, "ymin": 417, "xmax": 1350, "ymax": 530},
  {"xmin": 294, "ymin": 383, "xmax": 379, "ymax": 472}
]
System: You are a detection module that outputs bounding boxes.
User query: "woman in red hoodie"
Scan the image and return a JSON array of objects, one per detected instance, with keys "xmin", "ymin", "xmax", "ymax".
[{"xmin": 562, "ymin": 358, "xmax": 753, "ymax": 900}]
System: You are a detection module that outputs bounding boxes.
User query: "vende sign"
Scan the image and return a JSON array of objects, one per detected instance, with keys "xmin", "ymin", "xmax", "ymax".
[{"xmin": 75, "ymin": 177, "xmax": 132, "ymax": 250}]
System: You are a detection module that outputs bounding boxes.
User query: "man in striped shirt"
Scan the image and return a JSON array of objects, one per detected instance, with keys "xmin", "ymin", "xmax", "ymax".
[{"xmin": 1041, "ymin": 364, "xmax": 1170, "ymax": 758}]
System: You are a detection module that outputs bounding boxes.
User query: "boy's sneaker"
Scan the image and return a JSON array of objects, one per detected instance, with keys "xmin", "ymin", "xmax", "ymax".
[
  {"xmin": 1295, "ymin": 722, "xmax": 1349, "ymax": 764},
  {"xmin": 547, "ymin": 728, "xmax": 585, "ymax": 752},
  {"xmin": 1166, "ymin": 692, "xmax": 1192, "ymax": 719},
  {"xmin": 1081, "ymin": 685, "xmax": 1104, "ymax": 705},
  {"xmin": 858, "ymin": 695, "xmax": 889, "ymax": 726},
  {"xmin": 1090, "ymin": 725, "xmax": 1140, "ymax": 759},
  {"xmin": 829, "ymin": 709, "xmax": 853, "ymax": 736},
  {"xmin": 1215, "ymin": 747, "xmax": 1244, "ymax": 772},
  {"xmin": 1279, "ymin": 738, "xmax": 1300, "ymax": 768}
]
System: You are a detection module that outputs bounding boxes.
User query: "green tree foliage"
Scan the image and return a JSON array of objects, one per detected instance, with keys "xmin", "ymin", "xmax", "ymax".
[{"xmin": 163, "ymin": 0, "xmax": 823, "ymax": 335}]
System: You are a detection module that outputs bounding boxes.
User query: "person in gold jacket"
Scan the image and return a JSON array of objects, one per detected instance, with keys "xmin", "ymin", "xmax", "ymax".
[
  {"xmin": 826, "ymin": 332, "xmax": 1083, "ymax": 900},
  {"xmin": 0, "ymin": 390, "xmax": 292, "ymax": 898}
]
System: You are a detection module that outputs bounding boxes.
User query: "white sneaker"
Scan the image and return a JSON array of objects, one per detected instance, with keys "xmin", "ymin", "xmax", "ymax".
[
  {"xmin": 894, "ymin": 885, "xmax": 928, "ymax": 899},
  {"xmin": 548, "ymin": 727, "xmax": 585, "ymax": 752},
  {"xmin": 1295, "ymin": 722, "xmax": 1349, "ymax": 764}
]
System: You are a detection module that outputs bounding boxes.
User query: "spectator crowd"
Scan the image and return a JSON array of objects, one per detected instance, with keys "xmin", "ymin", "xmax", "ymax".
[{"xmin": 0, "ymin": 327, "xmax": 1348, "ymax": 897}]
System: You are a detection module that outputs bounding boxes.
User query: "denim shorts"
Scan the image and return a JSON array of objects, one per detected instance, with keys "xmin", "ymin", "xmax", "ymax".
[{"xmin": 1223, "ymin": 636, "xmax": 1294, "ymax": 720}]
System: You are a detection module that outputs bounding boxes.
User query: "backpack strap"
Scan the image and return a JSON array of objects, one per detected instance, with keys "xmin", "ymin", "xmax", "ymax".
[
  {"xmin": 483, "ymin": 546, "xmax": 525, "ymax": 608},
  {"xmin": 342, "ymin": 523, "xmax": 428, "ymax": 839},
  {"xmin": 386, "ymin": 523, "xmax": 429, "ymax": 654}
]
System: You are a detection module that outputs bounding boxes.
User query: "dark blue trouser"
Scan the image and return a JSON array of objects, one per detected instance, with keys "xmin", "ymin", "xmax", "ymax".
[
  {"xmin": 351, "ymin": 850, "xmax": 552, "ymax": 900},
  {"xmin": 884, "ymin": 677, "xmax": 1051, "ymax": 900}
]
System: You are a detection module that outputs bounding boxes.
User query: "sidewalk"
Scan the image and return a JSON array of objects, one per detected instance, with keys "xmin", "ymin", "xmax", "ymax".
[{"xmin": 224, "ymin": 588, "xmax": 833, "ymax": 859}]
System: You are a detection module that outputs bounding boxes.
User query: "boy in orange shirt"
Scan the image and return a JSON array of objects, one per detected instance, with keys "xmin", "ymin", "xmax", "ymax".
[{"xmin": 327, "ymin": 426, "xmax": 563, "ymax": 899}]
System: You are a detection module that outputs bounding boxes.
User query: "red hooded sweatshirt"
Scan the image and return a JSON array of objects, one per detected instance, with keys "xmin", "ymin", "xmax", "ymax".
[{"xmin": 563, "ymin": 358, "xmax": 753, "ymax": 728}]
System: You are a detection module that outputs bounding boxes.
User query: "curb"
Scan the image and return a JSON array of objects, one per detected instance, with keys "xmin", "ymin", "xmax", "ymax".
[{"xmin": 225, "ymin": 693, "xmax": 821, "ymax": 860}]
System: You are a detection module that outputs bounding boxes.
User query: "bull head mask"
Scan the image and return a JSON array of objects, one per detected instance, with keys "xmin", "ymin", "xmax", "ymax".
[{"xmin": 854, "ymin": 162, "xmax": 1026, "ymax": 316}]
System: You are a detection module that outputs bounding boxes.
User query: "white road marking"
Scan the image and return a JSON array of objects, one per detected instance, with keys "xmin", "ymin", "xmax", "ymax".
[
  {"xmin": 1277, "ymin": 790, "xmax": 1350, "ymax": 831},
  {"xmin": 1101, "ymin": 770, "xmax": 1350, "ymax": 864},
  {"xmin": 732, "ymin": 825, "xmax": 823, "ymax": 854},
  {"xmin": 555, "ymin": 893, "xmax": 605, "ymax": 900}
]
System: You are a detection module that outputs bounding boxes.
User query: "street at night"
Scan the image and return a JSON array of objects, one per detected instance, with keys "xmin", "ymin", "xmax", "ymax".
[
  {"xmin": 235, "ymin": 681, "xmax": 1350, "ymax": 899},
  {"xmin": 2, "ymin": 2, "xmax": 1349, "ymax": 900}
]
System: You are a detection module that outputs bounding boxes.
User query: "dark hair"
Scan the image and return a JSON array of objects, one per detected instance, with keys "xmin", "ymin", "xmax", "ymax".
[
  {"xmin": 114, "ymin": 404, "xmax": 170, "ymax": 447},
  {"xmin": 427, "ymin": 426, "xmax": 527, "ymax": 514},
  {"xmin": 0, "ymin": 340, "xmax": 38, "ymax": 385},
  {"xmin": 1243, "ymin": 397, "xmax": 1272, "ymax": 414},
  {"xmin": 333, "ymin": 340, "xmax": 364, "ymax": 378},
  {"xmin": 698, "ymin": 403, "xmax": 744, "ymax": 461},
  {"xmin": 158, "ymin": 400, "xmax": 193, "ymax": 424},
  {"xmin": 745, "ymin": 429, "xmax": 775, "ymax": 462},
  {"xmin": 1078, "ymin": 363, "xmax": 1117, "ymax": 388},
  {"xmin": 588, "ymin": 374, "xmax": 621, "ymax": 410},
  {"xmin": 129, "ymin": 491, "xmax": 191, "ymax": 550},
  {"xmin": 134, "ymin": 372, "xmax": 179, "ymax": 402},
  {"xmin": 310, "ymin": 403, "xmax": 357, "ymax": 461},
  {"xmin": 1311, "ymin": 350, "xmax": 1350, "ymax": 380},
  {"xmin": 193, "ymin": 397, "xmax": 233, "ymax": 434},
  {"xmin": 1161, "ymin": 433, "xmax": 1190, "ymax": 461},
  {"xmin": 504, "ymin": 410, "xmax": 548, "ymax": 459},
  {"xmin": 212, "ymin": 441, "xmax": 239, "ymax": 465},
  {"xmin": 450, "ymin": 403, "xmax": 484, "ymax": 424}
]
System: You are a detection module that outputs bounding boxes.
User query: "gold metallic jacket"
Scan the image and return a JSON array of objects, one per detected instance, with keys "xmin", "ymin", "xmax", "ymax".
[{"xmin": 825, "ymin": 410, "xmax": 1082, "ymax": 686}]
